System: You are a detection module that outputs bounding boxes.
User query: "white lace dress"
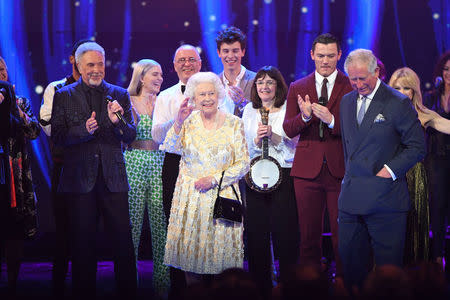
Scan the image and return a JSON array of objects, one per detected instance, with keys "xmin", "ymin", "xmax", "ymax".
[{"xmin": 162, "ymin": 111, "xmax": 250, "ymax": 274}]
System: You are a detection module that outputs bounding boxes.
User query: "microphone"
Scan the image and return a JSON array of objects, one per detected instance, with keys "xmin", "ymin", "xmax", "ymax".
[
  {"xmin": 318, "ymin": 96, "xmax": 327, "ymax": 139},
  {"xmin": 435, "ymin": 76, "xmax": 442, "ymax": 88},
  {"xmin": 105, "ymin": 95, "xmax": 127, "ymax": 125}
]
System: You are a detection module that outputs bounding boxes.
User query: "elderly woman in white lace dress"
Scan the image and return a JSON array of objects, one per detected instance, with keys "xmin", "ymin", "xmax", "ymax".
[{"xmin": 162, "ymin": 72, "xmax": 250, "ymax": 278}]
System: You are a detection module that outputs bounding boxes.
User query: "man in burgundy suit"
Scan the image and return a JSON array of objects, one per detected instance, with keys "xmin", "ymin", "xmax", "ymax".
[{"xmin": 283, "ymin": 33, "xmax": 352, "ymax": 275}]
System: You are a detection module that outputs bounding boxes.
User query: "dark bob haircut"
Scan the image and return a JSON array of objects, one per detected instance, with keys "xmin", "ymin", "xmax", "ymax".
[{"xmin": 250, "ymin": 66, "xmax": 288, "ymax": 109}]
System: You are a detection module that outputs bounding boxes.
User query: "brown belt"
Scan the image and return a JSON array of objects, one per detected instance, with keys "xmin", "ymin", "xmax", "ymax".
[{"xmin": 129, "ymin": 140, "xmax": 159, "ymax": 151}]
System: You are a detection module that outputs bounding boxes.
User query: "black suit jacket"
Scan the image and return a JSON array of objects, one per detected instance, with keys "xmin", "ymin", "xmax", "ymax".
[
  {"xmin": 51, "ymin": 79, "xmax": 136, "ymax": 193},
  {"xmin": 339, "ymin": 81, "xmax": 426, "ymax": 214}
]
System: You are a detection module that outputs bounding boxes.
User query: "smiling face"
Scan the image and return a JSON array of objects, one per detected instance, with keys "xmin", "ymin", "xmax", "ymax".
[
  {"xmin": 347, "ymin": 62, "xmax": 379, "ymax": 96},
  {"xmin": 194, "ymin": 82, "xmax": 218, "ymax": 115},
  {"xmin": 78, "ymin": 50, "xmax": 105, "ymax": 87},
  {"xmin": 174, "ymin": 48, "xmax": 201, "ymax": 84},
  {"xmin": 217, "ymin": 41, "xmax": 245, "ymax": 72},
  {"xmin": 141, "ymin": 65, "xmax": 163, "ymax": 94},
  {"xmin": 311, "ymin": 42, "xmax": 341, "ymax": 77},
  {"xmin": 256, "ymin": 74, "xmax": 277, "ymax": 104},
  {"xmin": 443, "ymin": 59, "xmax": 450, "ymax": 87}
]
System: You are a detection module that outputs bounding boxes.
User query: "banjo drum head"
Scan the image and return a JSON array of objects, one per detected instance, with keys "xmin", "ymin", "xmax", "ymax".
[{"xmin": 250, "ymin": 159, "xmax": 280, "ymax": 189}]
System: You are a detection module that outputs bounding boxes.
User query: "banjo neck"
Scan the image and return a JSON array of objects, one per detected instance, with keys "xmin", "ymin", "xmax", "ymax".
[{"xmin": 260, "ymin": 107, "xmax": 270, "ymax": 159}]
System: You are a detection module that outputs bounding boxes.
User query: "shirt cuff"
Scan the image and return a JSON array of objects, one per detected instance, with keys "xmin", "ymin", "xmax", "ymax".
[
  {"xmin": 301, "ymin": 113, "xmax": 312, "ymax": 122},
  {"xmin": 328, "ymin": 115, "xmax": 335, "ymax": 129},
  {"xmin": 383, "ymin": 164, "xmax": 397, "ymax": 181}
]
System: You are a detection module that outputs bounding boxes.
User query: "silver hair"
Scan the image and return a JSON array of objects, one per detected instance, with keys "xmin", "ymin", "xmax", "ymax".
[
  {"xmin": 184, "ymin": 72, "xmax": 225, "ymax": 105},
  {"xmin": 127, "ymin": 59, "xmax": 160, "ymax": 96},
  {"xmin": 173, "ymin": 44, "xmax": 201, "ymax": 62},
  {"xmin": 75, "ymin": 42, "xmax": 105, "ymax": 64},
  {"xmin": 344, "ymin": 48, "xmax": 378, "ymax": 75}
]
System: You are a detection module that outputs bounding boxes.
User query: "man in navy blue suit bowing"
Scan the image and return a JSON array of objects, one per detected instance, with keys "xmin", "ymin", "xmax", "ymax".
[
  {"xmin": 51, "ymin": 41, "xmax": 137, "ymax": 298},
  {"xmin": 338, "ymin": 49, "xmax": 426, "ymax": 291}
]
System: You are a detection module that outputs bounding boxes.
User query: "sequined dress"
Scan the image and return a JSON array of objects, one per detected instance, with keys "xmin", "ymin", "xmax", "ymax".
[
  {"xmin": 162, "ymin": 111, "xmax": 250, "ymax": 274},
  {"xmin": 404, "ymin": 161, "xmax": 430, "ymax": 265}
]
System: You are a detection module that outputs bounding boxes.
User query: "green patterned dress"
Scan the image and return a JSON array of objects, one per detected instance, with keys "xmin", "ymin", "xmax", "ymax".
[
  {"xmin": 404, "ymin": 161, "xmax": 430, "ymax": 265},
  {"xmin": 124, "ymin": 114, "xmax": 170, "ymax": 294}
]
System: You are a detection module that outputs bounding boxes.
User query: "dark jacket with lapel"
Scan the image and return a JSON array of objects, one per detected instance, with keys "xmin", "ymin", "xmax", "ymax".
[
  {"xmin": 51, "ymin": 79, "xmax": 136, "ymax": 193},
  {"xmin": 339, "ymin": 81, "xmax": 426, "ymax": 214},
  {"xmin": 283, "ymin": 70, "xmax": 352, "ymax": 179}
]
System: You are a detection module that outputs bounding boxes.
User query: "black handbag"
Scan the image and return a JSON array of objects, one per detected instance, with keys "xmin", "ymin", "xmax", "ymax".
[{"xmin": 213, "ymin": 171, "xmax": 243, "ymax": 223}]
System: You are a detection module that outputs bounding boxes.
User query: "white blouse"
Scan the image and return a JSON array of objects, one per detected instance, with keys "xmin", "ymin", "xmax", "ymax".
[{"xmin": 242, "ymin": 102, "xmax": 298, "ymax": 168}]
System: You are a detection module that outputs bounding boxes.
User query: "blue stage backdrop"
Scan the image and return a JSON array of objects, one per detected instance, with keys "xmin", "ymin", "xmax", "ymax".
[{"xmin": 0, "ymin": 0, "xmax": 448, "ymax": 233}]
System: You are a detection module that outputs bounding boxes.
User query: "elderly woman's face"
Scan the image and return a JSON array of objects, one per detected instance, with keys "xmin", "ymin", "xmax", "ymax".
[
  {"xmin": 194, "ymin": 82, "xmax": 218, "ymax": 114},
  {"xmin": 0, "ymin": 60, "xmax": 8, "ymax": 81}
]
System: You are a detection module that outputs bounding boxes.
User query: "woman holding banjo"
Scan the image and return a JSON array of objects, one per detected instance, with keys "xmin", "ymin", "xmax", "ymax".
[{"xmin": 242, "ymin": 66, "xmax": 300, "ymax": 298}]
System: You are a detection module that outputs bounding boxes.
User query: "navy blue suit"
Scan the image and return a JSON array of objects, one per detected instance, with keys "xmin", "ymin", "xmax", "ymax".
[
  {"xmin": 338, "ymin": 81, "xmax": 426, "ymax": 289},
  {"xmin": 51, "ymin": 79, "xmax": 137, "ymax": 297}
]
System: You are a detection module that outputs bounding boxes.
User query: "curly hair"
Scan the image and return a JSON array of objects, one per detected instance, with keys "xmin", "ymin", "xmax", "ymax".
[{"xmin": 216, "ymin": 26, "xmax": 247, "ymax": 51}]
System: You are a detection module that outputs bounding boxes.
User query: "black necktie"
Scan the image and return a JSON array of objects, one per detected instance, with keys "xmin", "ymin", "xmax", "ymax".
[
  {"xmin": 321, "ymin": 77, "xmax": 328, "ymax": 102},
  {"xmin": 181, "ymin": 85, "xmax": 186, "ymax": 94}
]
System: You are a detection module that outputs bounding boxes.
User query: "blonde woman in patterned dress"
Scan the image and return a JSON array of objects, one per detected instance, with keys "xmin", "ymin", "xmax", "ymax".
[
  {"xmin": 162, "ymin": 72, "xmax": 250, "ymax": 281},
  {"xmin": 125, "ymin": 59, "xmax": 170, "ymax": 296}
]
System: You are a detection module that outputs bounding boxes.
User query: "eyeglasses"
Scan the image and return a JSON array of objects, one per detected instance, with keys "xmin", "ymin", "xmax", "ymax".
[
  {"xmin": 256, "ymin": 80, "xmax": 276, "ymax": 87},
  {"xmin": 175, "ymin": 57, "xmax": 199, "ymax": 64}
]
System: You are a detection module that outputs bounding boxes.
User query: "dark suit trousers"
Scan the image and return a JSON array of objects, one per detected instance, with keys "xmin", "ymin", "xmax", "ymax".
[
  {"xmin": 50, "ymin": 161, "xmax": 70, "ymax": 294},
  {"xmin": 245, "ymin": 168, "xmax": 299, "ymax": 298},
  {"xmin": 161, "ymin": 152, "xmax": 186, "ymax": 299},
  {"xmin": 338, "ymin": 210, "xmax": 407, "ymax": 290},
  {"xmin": 293, "ymin": 162, "xmax": 341, "ymax": 273},
  {"xmin": 65, "ymin": 167, "xmax": 136, "ymax": 298}
]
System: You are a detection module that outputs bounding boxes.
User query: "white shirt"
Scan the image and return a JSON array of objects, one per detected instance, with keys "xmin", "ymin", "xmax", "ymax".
[
  {"xmin": 356, "ymin": 78, "xmax": 381, "ymax": 116},
  {"xmin": 356, "ymin": 78, "xmax": 396, "ymax": 180},
  {"xmin": 302, "ymin": 69, "xmax": 339, "ymax": 128},
  {"xmin": 151, "ymin": 81, "xmax": 235, "ymax": 150},
  {"xmin": 39, "ymin": 77, "xmax": 69, "ymax": 136},
  {"xmin": 222, "ymin": 65, "xmax": 246, "ymax": 89},
  {"xmin": 314, "ymin": 69, "xmax": 338, "ymax": 103},
  {"xmin": 242, "ymin": 102, "xmax": 299, "ymax": 168},
  {"xmin": 221, "ymin": 65, "xmax": 247, "ymax": 113}
]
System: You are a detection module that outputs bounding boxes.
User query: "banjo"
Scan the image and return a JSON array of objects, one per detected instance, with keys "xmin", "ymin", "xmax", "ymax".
[{"xmin": 245, "ymin": 107, "xmax": 282, "ymax": 193}]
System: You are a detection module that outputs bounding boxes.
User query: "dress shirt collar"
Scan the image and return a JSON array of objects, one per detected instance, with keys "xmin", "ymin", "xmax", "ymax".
[
  {"xmin": 222, "ymin": 65, "xmax": 246, "ymax": 86},
  {"xmin": 315, "ymin": 69, "xmax": 338, "ymax": 86}
]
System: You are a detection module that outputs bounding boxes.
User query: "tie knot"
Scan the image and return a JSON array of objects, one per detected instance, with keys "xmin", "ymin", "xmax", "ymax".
[
  {"xmin": 322, "ymin": 78, "xmax": 328, "ymax": 85},
  {"xmin": 181, "ymin": 85, "xmax": 186, "ymax": 94}
]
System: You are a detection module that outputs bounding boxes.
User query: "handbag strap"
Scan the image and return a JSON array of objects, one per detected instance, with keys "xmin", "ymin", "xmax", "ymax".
[{"xmin": 216, "ymin": 171, "xmax": 240, "ymax": 202}]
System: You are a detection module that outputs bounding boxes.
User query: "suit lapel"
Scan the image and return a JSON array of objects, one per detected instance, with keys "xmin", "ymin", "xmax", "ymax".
[
  {"xmin": 74, "ymin": 82, "xmax": 91, "ymax": 115},
  {"xmin": 358, "ymin": 83, "xmax": 388, "ymax": 134},
  {"xmin": 100, "ymin": 82, "xmax": 113, "ymax": 123},
  {"xmin": 348, "ymin": 83, "xmax": 389, "ymax": 158},
  {"xmin": 306, "ymin": 73, "xmax": 318, "ymax": 101},
  {"xmin": 327, "ymin": 71, "xmax": 344, "ymax": 109},
  {"xmin": 239, "ymin": 70, "xmax": 253, "ymax": 93}
]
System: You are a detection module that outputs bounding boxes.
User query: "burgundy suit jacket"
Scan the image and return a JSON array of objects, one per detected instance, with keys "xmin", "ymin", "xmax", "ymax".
[{"xmin": 283, "ymin": 70, "xmax": 352, "ymax": 180}]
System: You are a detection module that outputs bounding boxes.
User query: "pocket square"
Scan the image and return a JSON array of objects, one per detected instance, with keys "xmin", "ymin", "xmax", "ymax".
[{"xmin": 374, "ymin": 113, "xmax": 386, "ymax": 123}]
